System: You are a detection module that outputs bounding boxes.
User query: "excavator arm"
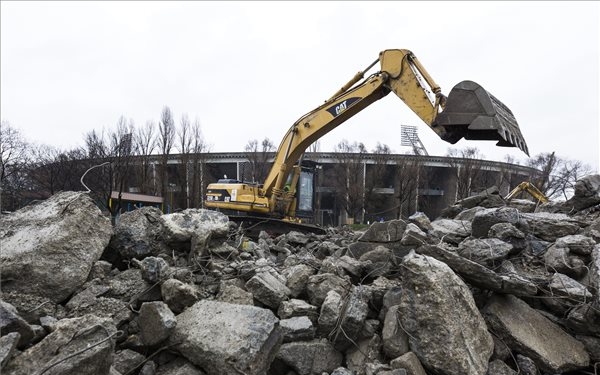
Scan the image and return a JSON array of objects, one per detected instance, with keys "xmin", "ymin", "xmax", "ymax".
[{"xmin": 205, "ymin": 49, "xmax": 529, "ymax": 220}]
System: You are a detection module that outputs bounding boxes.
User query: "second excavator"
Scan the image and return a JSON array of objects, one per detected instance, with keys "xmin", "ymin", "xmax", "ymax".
[{"xmin": 205, "ymin": 49, "xmax": 529, "ymax": 227}]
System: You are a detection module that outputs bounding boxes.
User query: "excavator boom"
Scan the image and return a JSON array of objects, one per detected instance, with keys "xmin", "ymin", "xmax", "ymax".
[{"xmin": 205, "ymin": 49, "xmax": 529, "ymax": 222}]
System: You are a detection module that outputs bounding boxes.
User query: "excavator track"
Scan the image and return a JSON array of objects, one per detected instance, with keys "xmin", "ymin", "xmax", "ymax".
[{"xmin": 228, "ymin": 215, "xmax": 327, "ymax": 239}]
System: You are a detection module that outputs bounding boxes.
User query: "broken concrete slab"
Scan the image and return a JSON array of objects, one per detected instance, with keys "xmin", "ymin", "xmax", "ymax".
[
  {"xmin": 278, "ymin": 299, "xmax": 319, "ymax": 325},
  {"xmin": 282, "ymin": 264, "xmax": 315, "ymax": 298},
  {"xmin": 112, "ymin": 349, "xmax": 146, "ymax": 375},
  {"xmin": 139, "ymin": 302, "xmax": 177, "ymax": 346},
  {"xmin": 306, "ymin": 273, "xmax": 351, "ymax": 307},
  {"xmin": 547, "ymin": 273, "xmax": 592, "ymax": 302},
  {"xmin": 389, "ymin": 352, "xmax": 427, "ymax": 375},
  {"xmin": 216, "ymin": 282, "xmax": 254, "ymax": 305},
  {"xmin": 136, "ymin": 256, "xmax": 170, "ymax": 284},
  {"xmin": 0, "ymin": 332, "xmax": 20, "ymax": 370},
  {"xmin": 272, "ymin": 339, "xmax": 343, "ymax": 375},
  {"xmin": 358, "ymin": 220, "xmax": 407, "ymax": 243},
  {"xmin": 555, "ymin": 234, "xmax": 596, "ymax": 256},
  {"xmin": 519, "ymin": 212, "xmax": 581, "ymax": 242},
  {"xmin": 416, "ymin": 245, "xmax": 538, "ymax": 296},
  {"xmin": 279, "ymin": 316, "xmax": 315, "ymax": 343},
  {"xmin": 0, "ymin": 191, "xmax": 113, "ymax": 303},
  {"xmin": 483, "ymin": 294, "xmax": 589, "ymax": 373},
  {"xmin": 160, "ymin": 279, "xmax": 201, "ymax": 314},
  {"xmin": 162, "ymin": 209, "xmax": 229, "ymax": 248},
  {"xmin": 4, "ymin": 314, "xmax": 117, "ymax": 375},
  {"xmin": 346, "ymin": 334, "xmax": 383, "ymax": 375},
  {"xmin": 471, "ymin": 207, "xmax": 525, "ymax": 238},
  {"xmin": 429, "ymin": 219, "xmax": 471, "ymax": 244},
  {"xmin": 0, "ymin": 301, "xmax": 34, "ymax": 349},
  {"xmin": 486, "ymin": 360, "xmax": 517, "ymax": 375},
  {"xmin": 107, "ymin": 207, "xmax": 167, "ymax": 261},
  {"xmin": 564, "ymin": 174, "xmax": 600, "ymax": 211},
  {"xmin": 329, "ymin": 285, "xmax": 372, "ymax": 351},
  {"xmin": 398, "ymin": 252, "xmax": 493, "ymax": 375},
  {"xmin": 170, "ymin": 300, "xmax": 281, "ymax": 375},
  {"xmin": 382, "ymin": 305, "xmax": 409, "ymax": 359},
  {"xmin": 245, "ymin": 271, "xmax": 291, "ymax": 309},
  {"xmin": 457, "ymin": 237, "xmax": 513, "ymax": 267}
]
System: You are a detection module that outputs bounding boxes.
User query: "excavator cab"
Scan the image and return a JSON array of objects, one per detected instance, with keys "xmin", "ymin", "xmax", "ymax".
[{"xmin": 433, "ymin": 80, "xmax": 529, "ymax": 156}]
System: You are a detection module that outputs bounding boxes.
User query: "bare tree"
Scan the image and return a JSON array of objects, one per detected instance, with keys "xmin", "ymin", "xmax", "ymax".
[
  {"xmin": 157, "ymin": 106, "xmax": 176, "ymax": 209},
  {"xmin": 177, "ymin": 114, "xmax": 194, "ymax": 208},
  {"xmin": 394, "ymin": 156, "xmax": 422, "ymax": 219},
  {"xmin": 109, "ymin": 116, "xmax": 135, "ymax": 216},
  {"xmin": 1, "ymin": 121, "xmax": 32, "ymax": 211},
  {"xmin": 244, "ymin": 137, "xmax": 275, "ymax": 183},
  {"xmin": 133, "ymin": 120, "xmax": 157, "ymax": 195},
  {"xmin": 446, "ymin": 147, "xmax": 485, "ymax": 200},
  {"xmin": 189, "ymin": 118, "xmax": 211, "ymax": 208},
  {"xmin": 330, "ymin": 140, "xmax": 367, "ymax": 224},
  {"xmin": 527, "ymin": 152, "xmax": 561, "ymax": 198},
  {"xmin": 364, "ymin": 143, "xmax": 393, "ymax": 221}
]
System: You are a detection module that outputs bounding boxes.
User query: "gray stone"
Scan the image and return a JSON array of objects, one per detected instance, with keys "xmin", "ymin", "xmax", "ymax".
[
  {"xmin": 245, "ymin": 271, "xmax": 291, "ymax": 309},
  {"xmin": 216, "ymin": 282, "xmax": 254, "ymax": 305},
  {"xmin": 4, "ymin": 314, "xmax": 116, "ymax": 375},
  {"xmin": 317, "ymin": 290, "xmax": 342, "ymax": 336},
  {"xmin": 139, "ymin": 302, "xmax": 177, "ymax": 346},
  {"xmin": 337, "ymin": 255, "xmax": 364, "ymax": 279},
  {"xmin": 555, "ymin": 234, "xmax": 596, "ymax": 255},
  {"xmin": 548, "ymin": 272, "xmax": 592, "ymax": 301},
  {"xmin": 155, "ymin": 357, "xmax": 205, "ymax": 375},
  {"xmin": 330, "ymin": 367, "xmax": 353, "ymax": 375},
  {"xmin": 454, "ymin": 206, "xmax": 486, "ymax": 221},
  {"xmin": 564, "ymin": 174, "xmax": 600, "ymax": 211},
  {"xmin": 486, "ymin": 360, "xmax": 517, "ymax": 375},
  {"xmin": 0, "ymin": 333, "xmax": 20, "ymax": 370},
  {"xmin": 138, "ymin": 256, "xmax": 170, "ymax": 284},
  {"xmin": 162, "ymin": 209, "xmax": 229, "ymax": 247},
  {"xmin": 590, "ymin": 246, "xmax": 600, "ymax": 308},
  {"xmin": 408, "ymin": 212, "xmax": 433, "ymax": 232},
  {"xmin": 89, "ymin": 260, "xmax": 113, "ymax": 280},
  {"xmin": 113, "ymin": 349, "xmax": 146, "ymax": 375},
  {"xmin": 0, "ymin": 301, "xmax": 34, "ymax": 348},
  {"xmin": 306, "ymin": 273, "xmax": 351, "ymax": 307},
  {"xmin": 389, "ymin": 352, "xmax": 427, "ymax": 375},
  {"xmin": 161, "ymin": 279, "xmax": 201, "ymax": 314},
  {"xmin": 471, "ymin": 207, "xmax": 524, "ymax": 238},
  {"xmin": 576, "ymin": 335, "xmax": 600, "ymax": 363},
  {"xmin": 566, "ymin": 303, "xmax": 600, "ymax": 336},
  {"xmin": 329, "ymin": 286, "xmax": 372, "ymax": 351},
  {"xmin": 416, "ymin": 245, "xmax": 538, "ymax": 296},
  {"xmin": 107, "ymin": 268, "xmax": 162, "ymax": 304},
  {"xmin": 278, "ymin": 299, "xmax": 319, "ymax": 324},
  {"xmin": 0, "ymin": 191, "xmax": 112, "ymax": 303},
  {"xmin": 279, "ymin": 316, "xmax": 315, "ymax": 343},
  {"xmin": 347, "ymin": 241, "xmax": 381, "ymax": 259},
  {"xmin": 520, "ymin": 212, "xmax": 580, "ymax": 241},
  {"xmin": 39, "ymin": 315, "xmax": 58, "ymax": 331},
  {"xmin": 346, "ymin": 334, "xmax": 383, "ymax": 375},
  {"xmin": 170, "ymin": 300, "xmax": 281, "ymax": 375},
  {"xmin": 377, "ymin": 370, "xmax": 407, "ymax": 375},
  {"xmin": 483, "ymin": 294, "xmax": 589, "ymax": 372},
  {"xmin": 516, "ymin": 354, "xmax": 538, "ymax": 375},
  {"xmin": 109, "ymin": 206, "xmax": 167, "ymax": 260},
  {"xmin": 398, "ymin": 252, "xmax": 493, "ymax": 375},
  {"xmin": 400, "ymin": 223, "xmax": 429, "ymax": 247},
  {"xmin": 285, "ymin": 231, "xmax": 311, "ymax": 245},
  {"xmin": 429, "ymin": 219, "xmax": 471, "ymax": 244},
  {"xmin": 544, "ymin": 245, "xmax": 586, "ymax": 279},
  {"xmin": 282, "ymin": 264, "xmax": 316, "ymax": 298},
  {"xmin": 457, "ymin": 237, "xmax": 513, "ymax": 267},
  {"xmin": 488, "ymin": 222, "xmax": 526, "ymax": 250},
  {"xmin": 359, "ymin": 246, "xmax": 392, "ymax": 278},
  {"xmin": 359, "ymin": 220, "xmax": 407, "ymax": 242},
  {"xmin": 456, "ymin": 186, "xmax": 500, "ymax": 208},
  {"xmin": 273, "ymin": 339, "xmax": 343, "ymax": 375},
  {"xmin": 382, "ymin": 305, "xmax": 409, "ymax": 359},
  {"xmin": 139, "ymin": 361, "xmax": 157, "ymax": 375},
  {"xmin": 30, "ymin": 324, "xmax": 45, "ymax": 344}
]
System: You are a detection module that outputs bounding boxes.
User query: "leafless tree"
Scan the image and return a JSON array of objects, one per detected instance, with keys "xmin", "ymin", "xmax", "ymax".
[
  {"xmin": 189, "ymin": 119, "xmax": 211, "ymax": 208},
  {"xmin": 446, "ymin": 147, "xmax": 485, "ymax": 200},
  {"xmin": 364, "ymin": 143, "xmax": 393, "ymax": 220},
  {"xmin": 177, "ymin": 114, "xmax": 194, "ymax": 208},
  {"xmin": 330, "ymin": 140, "xmax": 367, "ymax": 224},
  {"xmin": 1, "ymin": 121, "xmax": 32, "ymax": 211},
  {"xmin": 133, "ymin": 120, "xmax": 157, "ymax": 195},
  {"xmin": 108, "ymin": 116, "xmax": 135, "ymax": 216},
  {"xmin": 394, "ymin": 155, "xmax": 423, "ymax": 219},
  {"xmin": 527, "ymin": 152, "xmax": 561, "ymax": 198},
  {"xmin": 157, "ymin": 106, "xmax": 176, "ymax": 207},
  {"xmin": 244, "ymin": 138, "xmax": 275, "ymax": 183}
]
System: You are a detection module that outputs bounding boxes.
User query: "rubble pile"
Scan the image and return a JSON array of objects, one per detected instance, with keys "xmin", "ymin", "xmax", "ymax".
[{"xmin": 2, "ymin": 176, "xmax": 600, "ymax": 375}]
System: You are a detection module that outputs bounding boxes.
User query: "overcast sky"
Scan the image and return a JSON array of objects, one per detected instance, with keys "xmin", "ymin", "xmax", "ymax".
[{"xmin": 2, "ymin": 1, "xmax": 599, "ymax": 171}]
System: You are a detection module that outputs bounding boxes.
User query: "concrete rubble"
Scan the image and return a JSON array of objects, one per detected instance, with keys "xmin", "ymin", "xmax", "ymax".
[{"xmin": 1, "ymin": 176, "xmax": 600, "ymax": 374}]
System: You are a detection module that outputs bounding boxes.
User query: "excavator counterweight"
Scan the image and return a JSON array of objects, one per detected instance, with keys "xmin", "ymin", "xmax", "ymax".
[{"xmin": 432, "ymin": 80, "xmax": 529, "ymax": 155}]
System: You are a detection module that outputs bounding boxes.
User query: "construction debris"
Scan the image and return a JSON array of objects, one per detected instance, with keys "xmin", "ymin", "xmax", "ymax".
[{"xmin": 1, "ymin": 177, "xmax": 600, "ymax": 374}]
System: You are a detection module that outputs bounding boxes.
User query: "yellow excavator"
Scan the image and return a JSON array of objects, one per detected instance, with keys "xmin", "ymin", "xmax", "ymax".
[
  {"xmin": 504, "ymin": 181, "xmax": 549, "ymax": 204},
  {"xmin": 205, "ymin": 49, "xmax": 529, "ymax": 231}
]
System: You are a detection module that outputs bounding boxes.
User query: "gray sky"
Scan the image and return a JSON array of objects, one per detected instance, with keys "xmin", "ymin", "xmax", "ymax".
[{"xmin": 2, "ymin": 1, "xmax": 599, "ymax": 171}]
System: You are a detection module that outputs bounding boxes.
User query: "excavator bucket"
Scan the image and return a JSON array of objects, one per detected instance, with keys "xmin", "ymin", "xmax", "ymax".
[{"xmin": 433, "ymin": 80, "xmax": 529, "ymax": 155}]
